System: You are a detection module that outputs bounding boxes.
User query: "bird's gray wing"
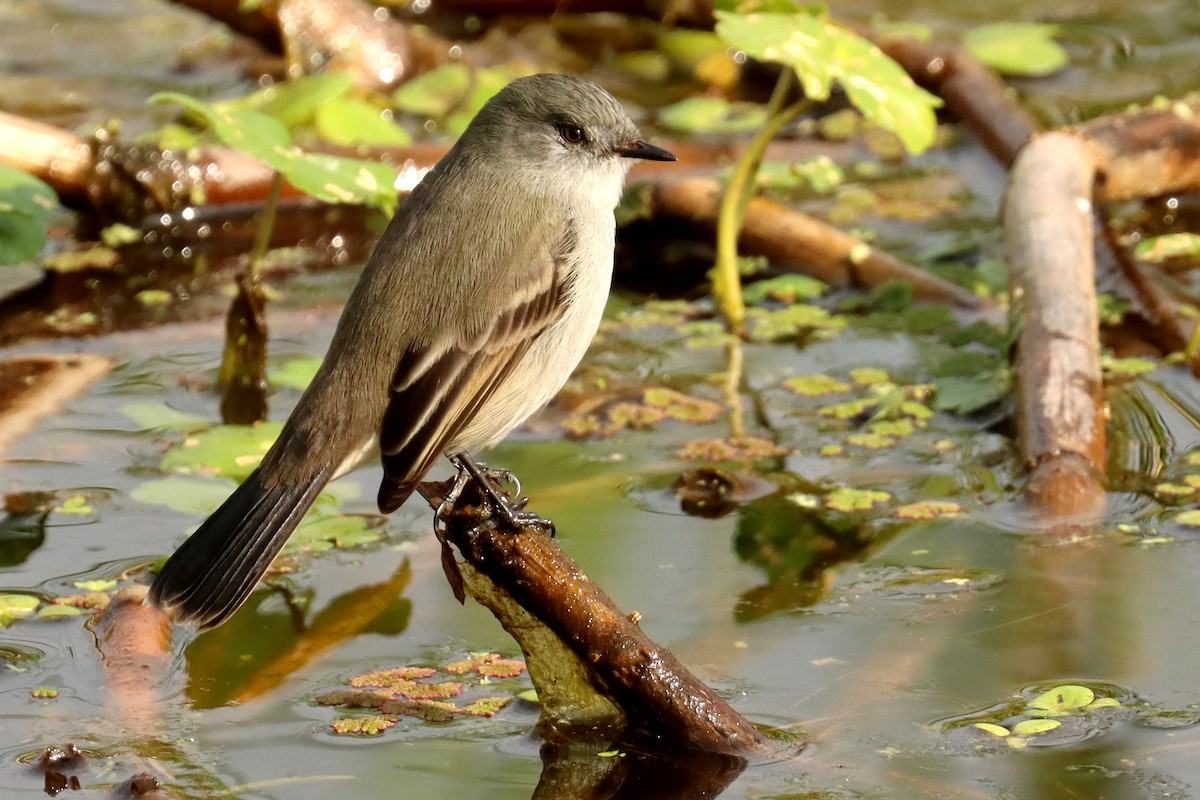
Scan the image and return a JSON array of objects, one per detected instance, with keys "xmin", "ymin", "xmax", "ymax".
[{"xmin": 375, "ymin": 227, "xmax": 573, "ymax": 513}]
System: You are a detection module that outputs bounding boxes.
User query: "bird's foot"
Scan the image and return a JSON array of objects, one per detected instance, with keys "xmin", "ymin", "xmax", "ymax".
[{"xmin": 447, "ymin": 453, "xmax": 555, "ymax": 536}]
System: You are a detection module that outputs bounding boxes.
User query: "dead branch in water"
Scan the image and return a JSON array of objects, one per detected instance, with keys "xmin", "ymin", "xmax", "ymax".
[{"xmin": 417, "ymin": 478, "xmax": 770, "ymax": 756}]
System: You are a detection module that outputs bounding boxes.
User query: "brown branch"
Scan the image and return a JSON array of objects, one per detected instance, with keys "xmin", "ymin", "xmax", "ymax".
[
  {"xmin": 91, "ymin": 586, "xmax": 173, "ymax": 737},
  {"xmin": 418, "ymin": 479, "xmax": 769, "ymax": 756},
  {"xmin": 876, "ymin": 37, "xmax": 1039, "ymax": 168},
  {"xmin": 644, "ymin": 175, "xmax": 1001, "ymax": 320},
  {"xmin": 1075, "ymin": 98, "xmax": 1200, "ymax": 202},
  {"xmin": 1003, "ymin": 131, "xmax": 1107, "ymax": 520}
]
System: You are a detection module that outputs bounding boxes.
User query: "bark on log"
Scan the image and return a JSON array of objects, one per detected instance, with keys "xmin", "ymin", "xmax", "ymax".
[
  {"xmin": 92, "ymin": 586, "xmax": 173, "ymax": 737},
  {"xmin": 1003, "ymin": 131, "xmax": 1107, "ymax": 520},
  {"xmin": 1076, "ymin": 99, "xmax": 1200, "ymax": 203},
  {"xmin": 418, "ymin": 479, "xmax": 770, "ymax": 756}
]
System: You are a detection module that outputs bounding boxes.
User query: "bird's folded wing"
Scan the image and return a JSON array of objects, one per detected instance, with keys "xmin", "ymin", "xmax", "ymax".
[{"xmin": 375, "ymin": 230, "xmax": 572, "ymax": 513}]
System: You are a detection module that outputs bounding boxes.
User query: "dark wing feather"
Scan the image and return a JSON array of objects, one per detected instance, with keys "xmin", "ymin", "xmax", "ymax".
[{"xmin": 375, "ymin": 237, "xmax": 571, "ymax": 513}]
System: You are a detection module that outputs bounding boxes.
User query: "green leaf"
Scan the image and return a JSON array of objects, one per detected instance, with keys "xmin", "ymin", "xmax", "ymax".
[
  {"xmin": 658, "ymin": 96, "xmax": 769, "ymax": 135},
  {"xmin": 825, "ymin": 487, "xmax": 890, "ymax": 512},
  {"xmin": 1135, "ymin": 233, "xmax": 1200, "ymax": 263},
  {"xmin": 0, "ymin": 164, "xmax": 60, "ymax": 265},
  {"xmin": 150, "ymin": 92, "xmax": 399, "ymax": 213},
  {"xmin": 0, "ymin": 594, "xmax": 40, "ymax": 626},
  {"xmin": 657, "ymin": 29, "xmax": 727, "ymax": 71},
  {"xmin": 443, "ymin": 68, "xmax": 515, "ymax": 136},
  {"xmin": 1028, "ymin": 684, "xmax": 1094, "ymax": 713},
  {"xmin": 315, "ymin": 96, "xmax": 413, "ymax": 147},
  {"xmin": 973, "ymin": 722, "xmax": 1010, "ymax": 737},
  {"xmin": 73, "ymin": 579, "xmax": 116, "ymax": 591},
  {"xmin": 56, "ymin": 495, "xmax": 93, "ymax": 516},
  {"xmin": 121, "ymin": 402, "xmax": 208, "ymax": 432},
  {"xmin": 392, "ymin": 64, "xmax": 472, "ymax": 118},
  {"xmin": 159, "ymin": 422, "xmax": 283, "ymax": 480},
  {"xmin": 783, "ymin": 373, "xmax": 851, "ymax": 397},
  {"xmin": 130, "ymin": 477, "xmax": 236, "ymax": 516},
  {"xmin": 36, "ymin": 605, "xmax": 82, "ymax": 619},
  {"xmin": 1011, "ymin": 718, "xmax": 1060, "ymax": 736},
  {"xmin": 743, "ymin": 274, "xmax": 827, "ymax": 304},
  {"xmin": 714, "ymin": 11, "xmax": 941, "ymax": 153},
  {"xmin": 268, "ymin": 356, "xmax": 323, "ymax": 390},
  {"xmin": 963, "ymin": 23, "xmax": 1068, "ymax": 78},
  {"xmin": 241, "ymin": 73, "xmax": 356, "ymax": 128}
]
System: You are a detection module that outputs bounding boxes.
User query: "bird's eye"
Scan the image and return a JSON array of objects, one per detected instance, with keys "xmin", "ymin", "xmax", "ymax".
[{"xmin": 558, "ymin": 124, "xmax": 587, "ymax": 145}]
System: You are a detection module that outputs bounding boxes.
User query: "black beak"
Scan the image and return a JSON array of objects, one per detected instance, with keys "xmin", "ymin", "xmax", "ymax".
[{"xmin": 617, "ymin": 140, "xmax": 677, "ymax": 162}]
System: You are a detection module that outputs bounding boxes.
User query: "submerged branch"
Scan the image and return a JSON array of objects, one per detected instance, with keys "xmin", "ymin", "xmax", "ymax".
[{"xmin": 417, "ymin": 479, "xmax": 770, "ymax": 756}]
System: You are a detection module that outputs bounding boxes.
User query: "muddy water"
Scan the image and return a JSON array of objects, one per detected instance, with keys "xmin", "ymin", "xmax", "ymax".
[{"xmin": 4, "ymin": 0, "xmax": 1200, "ymax": 798}]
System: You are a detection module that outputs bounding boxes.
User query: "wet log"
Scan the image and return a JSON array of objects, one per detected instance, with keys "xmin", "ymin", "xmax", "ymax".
[
  {"xmin": 644, "ymin": 175, "xmax": 999, "ymax": 319},
  {"xmin": 1003, "ymin": 131, "xmax": 1107, "ymax": 520},
  {"xmin": 1076, "ymin": 99, "xmax": 1200, "ymax": 203},
  {"xmin": 167, "ymin": 0, "xmax": 447, "ymax": 91},
  {"xmin": 91, "ymin": 586, "xmax": 174, "ymax": 737},
  {"xmin": 417, "ymin": 478, "xmax": 769, "ymax": 756}
]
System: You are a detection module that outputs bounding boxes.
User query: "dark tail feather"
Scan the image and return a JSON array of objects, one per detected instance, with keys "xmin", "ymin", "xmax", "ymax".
[{"xmin": 149, "ymin": 467, "xmax": 327, "ymax": 630}]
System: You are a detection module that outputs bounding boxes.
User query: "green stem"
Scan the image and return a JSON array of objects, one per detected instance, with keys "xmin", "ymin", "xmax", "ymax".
[
  {"xmin": 714, "ymin": 72, "xmax": 808, "ymax": 334},
  {"xmin": 248, "ymin": 171, "xmax": 284, "ymax": 278}
]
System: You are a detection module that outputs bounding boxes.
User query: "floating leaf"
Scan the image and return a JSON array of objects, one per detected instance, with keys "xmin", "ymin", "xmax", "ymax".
[
  {"xmin": 0, "ymin": 164, "xmax": 60, "ymax": 265},
  {"xmin": 72, "ymin": 579, "xmax": 116, "ymax": 592},
  {"xmin": 658, "ymin": 96, "xmax": 769, "ymax": 135},
  {"xmin": 268, "ymin": 356, "xmax": 323, "ymax": 391},
  {"xmin": 850, "ymin": 367, "xmax": 890, "ymax": 386},
  {"xmin": 973, "ymin": 722, "xmax": 1011, "ymax": 737},
  {"xmin": 715, "ymin": 11, "xmax": 941, "ymax": 153},
  {"xmin": 330, "ymin": 716, "xmax": 395, "ymax": 736},
  {"xmin": 0, "ymin": 594, "xmax": 40, "ymax": 626},
  {"xmin": 36, "ymin": 605, "xmax": 82, "ymax": 619},
  {"xmin": 130, "ymin": 477, "xmax": 235, "ymax": 516},
  {"xmin": 895, "ymin": 501, "xmax": 962, "ymax": 520},
  {"xmin": 1136, "ymin": 233, "xmax": 1200, "ymax": 263},
  {"xmin": 159, "ymin": 422, "xmax": 283, "ymax": 480},
  {"xmin": 1011, "ymin": 718, "xmax": 1061, "ymax": 736},
  {"xmin": 55, "ymin": 495, "xmax": 93, "ymax": 516},
  {"xmin": 744, "ymin": 274, "xmax": 827, "ymax": 304},
  {"xmin": 846, "ymin": 432, "xmax": 895, "ymax": 449},
  {"xmin": 350, "ymin": 667, "xmax": 438, "ymax": 688},
  {"xmin": 31, "ymin": 687, "xmax": 59, "ymax": 698},
  {"xmin": 784, "ymin": 374, "xmax": 851, "ymax": 398},
  {"xmin": 121, "ymin": 402, "xmax": 208, "ymax": 432},
  {"xmin": 1101, "ymin": 355, "xmax": 1157, "ymax": 378},
  {"xmin": 825, "ymin": 487, "xmax": 890, "ymax": 512},
  {"xmin": 1028, "ymin": 685, "xmax": 1095, "ymax": 713},
  {"xmin": 314, "ymin": 96, "xmax": 412, "ymax": 147},
  {"xmin": 963, "ymin": 23, "xmax": 1068, "ymax": 78},
  {"xmin": 643, "ymin": 388, "xmax": 725, "ymax": 423},
  {"xmin": 378, "ymin": 697, "xmax": 460, "ymax": 722},
  {"xmin": 460, "ymin": 697, "xmax": 512, "ymax": 717}
]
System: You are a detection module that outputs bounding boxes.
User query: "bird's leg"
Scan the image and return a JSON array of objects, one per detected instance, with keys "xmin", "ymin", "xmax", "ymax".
[
  {"xmin": 448, "ymin": 452, "xmax": 555, "ymax": 535},
  {"xmin": 435, "ymin": 460, "xmax": 475, "ymax": 535}
]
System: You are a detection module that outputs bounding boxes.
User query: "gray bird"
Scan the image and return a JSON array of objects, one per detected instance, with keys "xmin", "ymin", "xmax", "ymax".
[{"xmin": 149, "ymin": 73, "xmax": 675, "ymax": 629}]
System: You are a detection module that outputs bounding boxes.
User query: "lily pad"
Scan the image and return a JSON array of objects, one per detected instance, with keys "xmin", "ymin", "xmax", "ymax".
[
  {"xmin": 0, "ymin": 594, "xmax": 40, "ymax": 626},
  {"xmin": 658, "ymin": 97, "xmax": 769, "ymax": 135},
  {"xmin": 392, "ymin": 64, "xmax": 472, "ymax": 118},
  {"xmin": 159, "ymin": 423, "xmax": 283, "ymax": 480},
  {"xmin": 963, "ymin": 23, "xmax": 1068, "ymax": 78},
  {"xmin": 0, "ymin": 165, "xmax": 60, "ymax": 265},
  {"xmin": 268, "ymin": 356, "xmax": 323, "ymax": 391},
  {"xmin": 825, "ymin": 487, "xmax": 890, "ymax": 512}
]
